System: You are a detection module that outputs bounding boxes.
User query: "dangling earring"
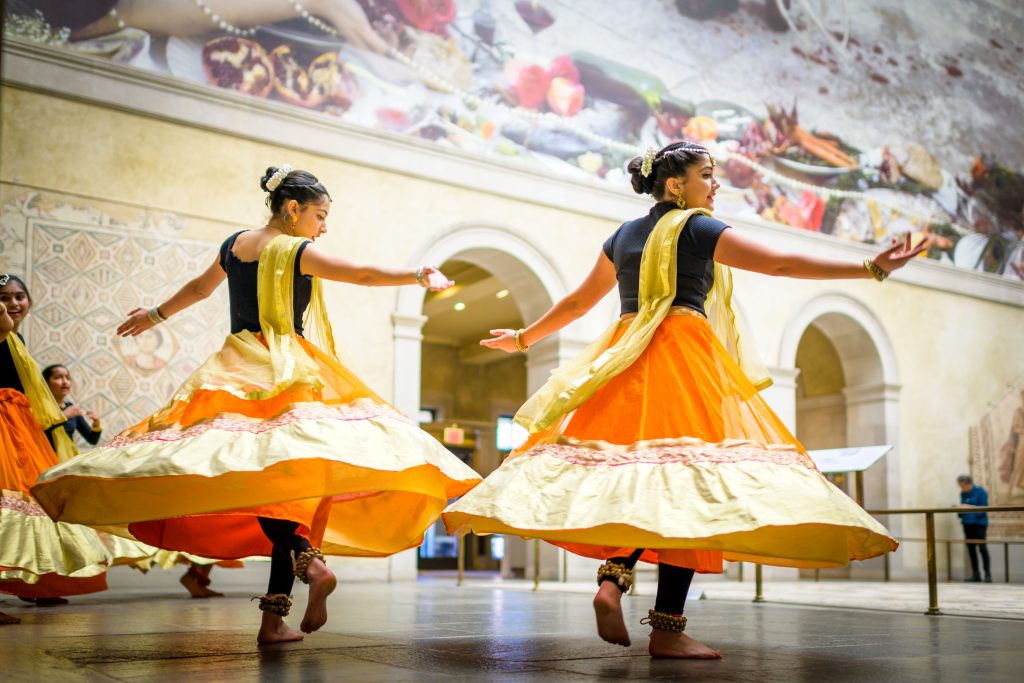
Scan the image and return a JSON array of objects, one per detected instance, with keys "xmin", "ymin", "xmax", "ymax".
[
  {"xmin": 286, "ymin": 215, "xmax": 297, "ymax": 235},
  {"xmin": 675, "ymin": 193, "xmax": 686, "ymax": 210}
]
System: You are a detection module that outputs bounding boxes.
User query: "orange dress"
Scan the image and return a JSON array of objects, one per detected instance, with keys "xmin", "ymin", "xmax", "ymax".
[
  {"xmin": 1, "ymin": 338, "xmax": 109, "ymax": 597},
  {"xmin": 31, "ymin": 235, "xmax": 481, "ymax": 560},
  {"xmin": 444, "ymin": 208, "xmax": 896, "ymax": 572}
]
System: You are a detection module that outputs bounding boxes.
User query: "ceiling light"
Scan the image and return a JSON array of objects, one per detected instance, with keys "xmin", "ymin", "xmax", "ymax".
[
  {"xmin": 454, "ymin": 302, "xmax": 466, "ymax": 311},
  {"xmin": 496, "ymin": 289, "xmax": 509, "ymax": 299}
]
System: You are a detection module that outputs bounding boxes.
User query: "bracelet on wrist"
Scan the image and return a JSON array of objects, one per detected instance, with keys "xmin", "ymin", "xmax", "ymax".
[
  {"xmin": 146, "ymin": 306, "xmax": 167, "ymax": 325},
  {"xmin": 415, "ymin": 267, "xmax": 428, "ymax": 287},
  {"xmin": 513, "ymin": 329, "xmax": 529, "ymax": 353},
  {"xmin": 863, "ymin": 259, "xmax": 888, "ymax": 282}
]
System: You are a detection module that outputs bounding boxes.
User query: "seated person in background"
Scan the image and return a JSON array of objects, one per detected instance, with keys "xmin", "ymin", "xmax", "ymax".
[{"xmin": 43, "ymin": 364, "xmax": 103, "ymax": 446}]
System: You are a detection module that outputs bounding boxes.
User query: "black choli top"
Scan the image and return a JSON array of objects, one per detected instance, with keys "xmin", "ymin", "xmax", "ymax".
[
  {"xmin": 0, "ymin": 337, "xmax": 23, "ymax": 392},
  {"xmin": 219, "ymin": 231, "xmax": 312, "ymax": 335},
  {"xmin": 602, "ymin": 202, "xmax": 729, "ymax": 316}
]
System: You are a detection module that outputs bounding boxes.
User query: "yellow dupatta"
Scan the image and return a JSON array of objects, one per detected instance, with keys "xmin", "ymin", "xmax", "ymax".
[
  {"xmin": 514, "ymin": 208, "xmax": 771, "ymax": 435},
  {"xmin": 256, "ymin": 234, "xmax": 340, "ymax": 391},
  {"xmin": 6, "ymin": 332, "xmax": 79, "ymax": 461}
]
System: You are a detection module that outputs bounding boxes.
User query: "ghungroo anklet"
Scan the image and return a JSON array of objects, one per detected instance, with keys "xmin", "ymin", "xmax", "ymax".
[
  {"xmin": 641, "ymin": 609, "xmax": 687, "ymax": 632},
  {"xmin": 292, "ymin": 548, "xmax": 325, "ymax": 584},
  {"xmin": 254, "ymin": 593, "xmax": 292, "ymax": 616},
  {"xmin": 596, "ymin": 561, "xmax": 634, "ymax": 593}
]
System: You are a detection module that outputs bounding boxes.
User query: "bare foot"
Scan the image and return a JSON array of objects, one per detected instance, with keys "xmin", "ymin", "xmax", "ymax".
[
  {"xmin": 0, "ymin": 611, "xmax": 20, "ymax": 625},
  {"xmin": 649, "ymin": 629, "xmax": 722, "ymax": 659},
  {"xmin": 180, "ymin": 570, "xmax": 223, "ymax": 598},
  {"xmin": 256, "ymin": 612, "xmax": 304, "ymax": 645},
  {"xmin": 593, "ymin": 581, "xmax": 631, "ymax": 646},
  {"xmin": 299, "ymin": 558, "xmax": 336, "ymax": 634}
]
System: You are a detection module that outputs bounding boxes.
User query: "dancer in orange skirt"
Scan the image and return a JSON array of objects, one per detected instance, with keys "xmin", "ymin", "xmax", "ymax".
[
  {"xmin": 0, "ymin": 278, "xmax": 110, "ymax": 624},
  {"xmin": 444, "ymin": 142, "xmax": 925, "ymax": 658},
  {"xmin": 32, "ymin": 166, "xmax": 481, "ymax": 643}
]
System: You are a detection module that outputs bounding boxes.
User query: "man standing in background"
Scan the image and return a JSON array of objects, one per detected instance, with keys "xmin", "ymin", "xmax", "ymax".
[{"xmin": 957, "ymin": 474, "xmax": 992, "ymax": 583}]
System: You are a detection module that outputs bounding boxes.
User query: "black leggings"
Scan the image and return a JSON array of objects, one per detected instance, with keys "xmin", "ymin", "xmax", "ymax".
[
  {"xmin": 963, "ymin": 523, "xmax": 991, "ymax": 576},
  {"xmin": 258, "ymin": 517, "xmax": 312, "ymax": 596},
  {"xmin": 607, "ymin": 549, "xmax": 695, "ymax": 615}
]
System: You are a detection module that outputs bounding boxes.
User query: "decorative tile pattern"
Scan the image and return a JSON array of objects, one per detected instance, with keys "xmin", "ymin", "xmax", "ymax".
[{"xmin": 0, "ymin": 190, "xmax": 229, "ymax": 437}]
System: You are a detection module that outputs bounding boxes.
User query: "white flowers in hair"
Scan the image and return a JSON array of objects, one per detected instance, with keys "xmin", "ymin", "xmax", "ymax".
[
  {"xmin": 265, "ymin": 165, "xmax": 293, "ymax": 192},
  {"xmin": 640, "ymin": 146, "xmax": 657, "ymax": 178}
]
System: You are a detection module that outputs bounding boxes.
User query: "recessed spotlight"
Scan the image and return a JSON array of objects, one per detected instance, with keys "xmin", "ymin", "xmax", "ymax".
[
  {"xmin": 454, "ymin": 302, "xmax": 466, "ymax": 311},
  {"xmin": 496, "ymin": 289, "xmax": 510, "ymax": 299}
]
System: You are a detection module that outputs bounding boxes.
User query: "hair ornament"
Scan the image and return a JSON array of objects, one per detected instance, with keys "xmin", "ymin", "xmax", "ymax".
[
  {"xmin": 640, "ymin": 146, "xmax": 657, "ymax": 178},
  {"xmin": 265, "ymin": 165, "xmax": 293, "ymax": 192}
]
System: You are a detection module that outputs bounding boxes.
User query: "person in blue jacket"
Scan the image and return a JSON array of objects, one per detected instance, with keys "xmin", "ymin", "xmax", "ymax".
[{"xmin": 957, "ymin": 474, "xmax": 991, "ymax": 582}]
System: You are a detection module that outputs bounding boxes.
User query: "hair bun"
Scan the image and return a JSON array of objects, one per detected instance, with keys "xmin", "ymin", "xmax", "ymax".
[
  {"xmin": 626, "ymin": 156, "xmax": 654, "ymax": 195},
  {"xmin": 260, "ymin": 166, "xmax": 279, "ymax": 193}
]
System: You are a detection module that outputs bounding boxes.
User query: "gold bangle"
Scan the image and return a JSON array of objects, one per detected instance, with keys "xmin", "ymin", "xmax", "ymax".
[
  {"xmin": 513, "ymin": 329, "xmax": 529, "ymax": 352},
  {"xmin": 863, "ymin": 259, "xmax": 888, "ymax": 282}
]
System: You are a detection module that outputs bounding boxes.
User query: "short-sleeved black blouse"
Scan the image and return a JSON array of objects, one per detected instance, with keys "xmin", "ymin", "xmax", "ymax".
[
  {"xmin": 219, "ymin": 231, "xmax": 312, "ymax": 335},
  {"xmin": 602, "ymin": 202, "xmax": 730, "ymax": 316}
]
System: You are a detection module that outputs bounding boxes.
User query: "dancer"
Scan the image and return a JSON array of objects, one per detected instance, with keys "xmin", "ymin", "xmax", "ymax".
[
  {"xmin": 0, "ymin": 277, "xmax": 110, "ymax": 621},
  {"xmin": 32, "ymin": 167, "xmax": 481, "ymax": 644},
  {"xmin": 444, "ymin": 142, "xmax": 920, "ymax": 658}
]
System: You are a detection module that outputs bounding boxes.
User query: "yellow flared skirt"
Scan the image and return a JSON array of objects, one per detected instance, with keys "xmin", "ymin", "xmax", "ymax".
[
  {"xmin": 443, "ymin": 315, "xmax": 897, "ymax": 572},
  {"xmin": 31, "ymin": 334, "xmax": 481, "ymax": 560},
  {"xmin": 0, "ymin": 388, "xmax": 109, "ymax": 597}
]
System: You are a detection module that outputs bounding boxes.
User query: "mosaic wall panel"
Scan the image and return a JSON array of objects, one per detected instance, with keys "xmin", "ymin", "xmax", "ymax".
[{"xmin": 0, "ymin": 190, "xmax": 229, "ymax": 437}]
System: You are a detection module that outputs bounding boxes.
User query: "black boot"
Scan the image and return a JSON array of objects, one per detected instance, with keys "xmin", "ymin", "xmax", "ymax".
[
  {"xmin": 984, "ymin": 573, "xmax": 993, "ymax": 583},
  {"xmin": 965, "ymin": 573, "xmax": 981, "ymax": 582}
]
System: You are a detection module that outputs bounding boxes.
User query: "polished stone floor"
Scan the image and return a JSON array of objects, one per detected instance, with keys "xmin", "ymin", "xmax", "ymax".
[{"xmin": 2, "ymin": 568, "xmax": 1022, "ymax": 682}]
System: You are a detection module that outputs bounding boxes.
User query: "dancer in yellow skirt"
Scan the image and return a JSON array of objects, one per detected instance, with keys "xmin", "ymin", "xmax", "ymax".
[
  {"xmin": 32, "ymin": 166, "xmax": 481, "ymax": 644},
  {"xmin": 0, "ymin": 279, "xmax": 110, "ymax": 624},
  {"xmin": 444, "ymin": 142, "xmax": 925, "ymax": 658}
]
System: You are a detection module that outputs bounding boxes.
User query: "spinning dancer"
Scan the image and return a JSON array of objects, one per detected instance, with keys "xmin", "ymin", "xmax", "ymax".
[
  {"xmin": 445, "ymin": 143, "xmax": 917, "ymax": 658},
  {"xmin": 33, "ymin": 167, "xmax": 481, "ymax": 643}
]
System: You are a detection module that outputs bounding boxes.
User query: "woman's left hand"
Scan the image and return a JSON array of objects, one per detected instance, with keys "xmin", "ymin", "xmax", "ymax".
[
  {"xmin": 422, "ymin": 266, "xmax": 455, "ymax": 291},
  {"xmin": 873, "ymin": 235, "xmax": 930, "ymax": 275},
  {"xmin": 480, "ymin": 329, "xmax": 518, "ymax": 353},
  {"xmin": 117, "ymin": 307, "xmax": 155, "ymax": 337}
]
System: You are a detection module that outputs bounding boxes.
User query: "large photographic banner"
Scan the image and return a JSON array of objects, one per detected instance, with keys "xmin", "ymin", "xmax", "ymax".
[{"xmin": 5, "ymin": 0, "xmax": 1023, "ymax": 279}]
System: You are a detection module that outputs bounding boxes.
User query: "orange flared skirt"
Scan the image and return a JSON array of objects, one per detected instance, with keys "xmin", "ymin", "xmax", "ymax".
[
  {"xmin": 0, "ymin": 388, "xmax": 109, "ymax": 597},
  {"xmin": 444, "ymin": 314, "xmax": 897, "ymax": 572},
  {"xmin": 32, "ymin": 334, "xmax": 481, "ymax": 560}
]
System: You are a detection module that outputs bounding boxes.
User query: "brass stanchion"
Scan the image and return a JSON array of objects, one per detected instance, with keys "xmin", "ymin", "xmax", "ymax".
[
  {"xmin": 457, "ymin": 534, "xmax": 465, "ymax": 587},
  {"xmin": 1005, "ymin": 543, "xmax": 1010, "ymax": 583},
  {"xmin": 945, "ymin": 541, "xmax": 952, "ymax": 582},
  {"xmin": 883, "ymin": 552, "xmax": 890, "ymax": 582},
  {"xmin": 925, "ymin": 512, "xmax": 940, "ymax": 615},
  {"xmin": 753, "ymin": 564, "xmax": 765, "ymax": 603},
  {"xmin": 562, "ymin": 548, "xmax": 568, "ymax": 583},
  {"xmin": 533, "ymin": 539, "xmax": 541, "ymax": 591}
]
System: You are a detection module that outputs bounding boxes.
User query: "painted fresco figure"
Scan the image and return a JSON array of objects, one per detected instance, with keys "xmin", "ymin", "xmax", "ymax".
[
  {"xmin": 31, "ymin": 167, "xmax": 481, "ymax": 644},
  {"xmin": 444, "ymin": 143, "xmax": 924, "ymax": 658},
  {"xmin": 998, "ymin": 390, "xmax": 1024, "ymax": 499}
]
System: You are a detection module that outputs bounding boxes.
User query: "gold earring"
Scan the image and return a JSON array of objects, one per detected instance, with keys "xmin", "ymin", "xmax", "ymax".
[{"xmin": 675, "ymin": 193, "xmax": 686, "ymax": 210}]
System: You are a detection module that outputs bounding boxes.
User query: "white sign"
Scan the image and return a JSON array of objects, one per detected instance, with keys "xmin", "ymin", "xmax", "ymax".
[{"xmin": 807, "ymin": 446, "xmax": 893, "ymax": 473}]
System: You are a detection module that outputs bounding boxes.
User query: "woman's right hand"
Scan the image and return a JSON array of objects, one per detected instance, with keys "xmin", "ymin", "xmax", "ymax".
[
  {"xmin": 480, "ymin": 329, "xmax": 519, "ymax": 354},
  {"xmin": 63, "ymin": 403, "xmax": 84, "ymax": 418},
  {"xmin": 117, "ymin": 307, "xmax": 156, "ymax": 337},
  {"xmin": 872, "ymin": 236, "xmax": 930, "ymax": 276}
]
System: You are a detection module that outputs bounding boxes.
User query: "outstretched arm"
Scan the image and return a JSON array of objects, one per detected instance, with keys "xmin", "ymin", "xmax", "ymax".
[
  {"xmin": 482, "ymin": 252, "xmax": 618, "ymax": 353},
  {"xmin": 299, "ymin": 244, "xmax": 452, "ymax": 290},
  {"xmin": 714, "ymin": 229, "xmax": 927, "ymax": 279},
  {"xmin": 117, "ymin": 255, "xmax": 226, "ymax": 336}
]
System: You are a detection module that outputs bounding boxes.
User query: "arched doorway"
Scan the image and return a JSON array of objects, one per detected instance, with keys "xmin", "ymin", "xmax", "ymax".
[
  {"xmin": 780, "ymin": 294, "xmax": 903, "ymax": 577},
  {"xmin": 393, "ymin": 225, "xmax": 580, "ymax": 578}
]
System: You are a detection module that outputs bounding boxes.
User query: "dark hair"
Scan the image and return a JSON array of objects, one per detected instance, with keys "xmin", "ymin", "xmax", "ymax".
[
  {"xmin": 42, "ymin": 364, "xmax": 68, "ymax": 381},
  {"xmin": 260, "ymin": 167, "xmax": 331, "ymax": 217},
  {"xmin": 957, "ymin": 474, "xmax": 973, "ymax": 485},
  {"xmin": 627, "ymin": 142, "xmax": 713, "ymax": 198},
  {"xmin": 0, "ymin": 274, "xmax": 31, "ymax": 304}
]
